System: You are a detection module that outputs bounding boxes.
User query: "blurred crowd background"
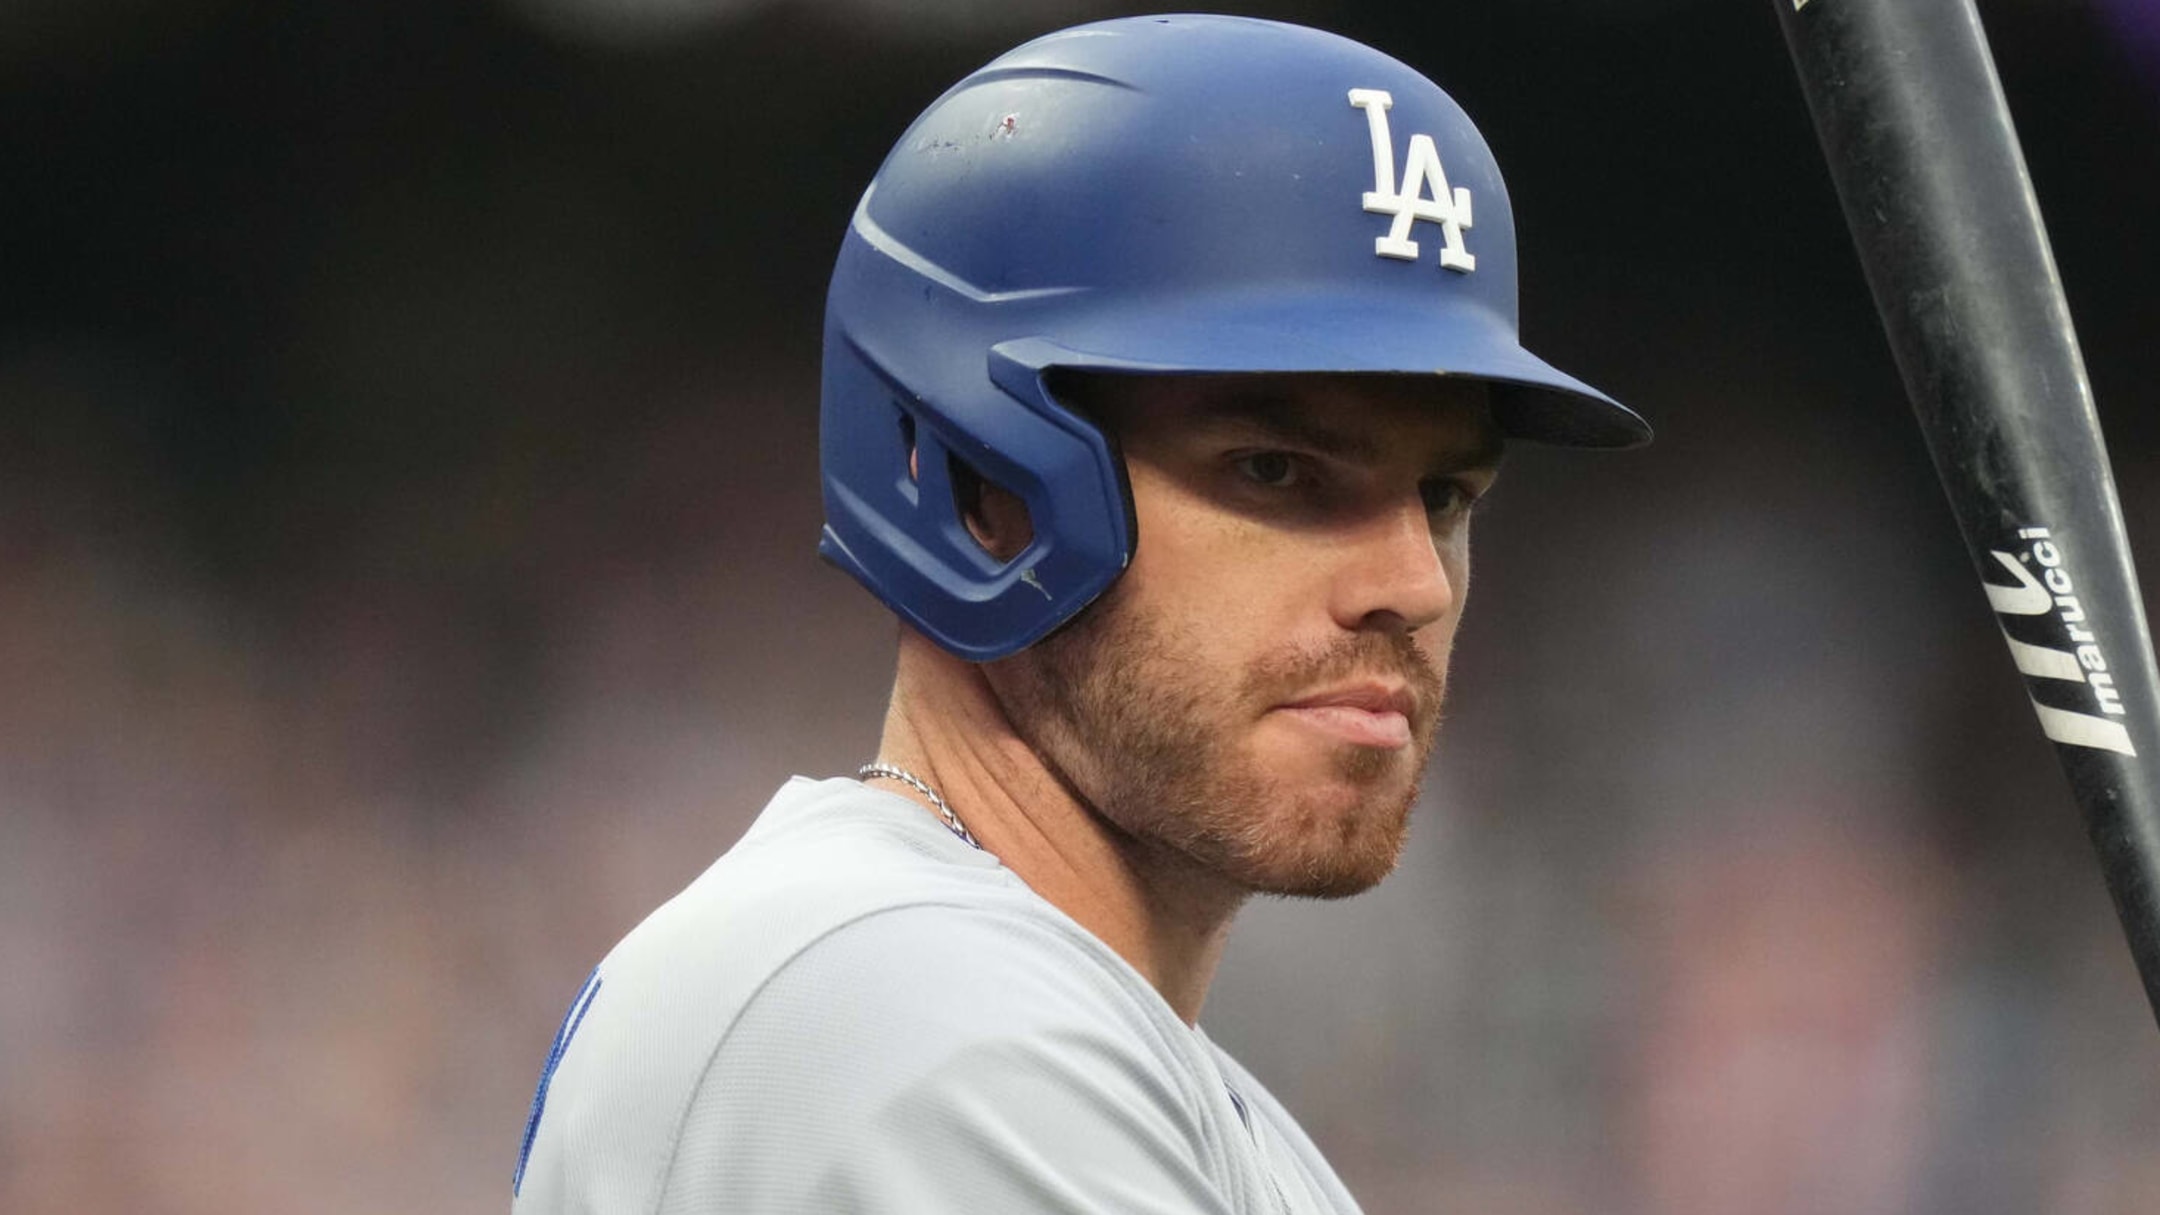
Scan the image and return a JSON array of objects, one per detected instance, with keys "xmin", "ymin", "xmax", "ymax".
[{"xmin": 6, "ymin": 0, "xmax": 2160, "ymax": 1211}]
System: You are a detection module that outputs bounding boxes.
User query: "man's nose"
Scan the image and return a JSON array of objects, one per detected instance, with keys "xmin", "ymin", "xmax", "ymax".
[{"xmin": 1327, "ymin": 497, "xmax": 1455, "ymax": 634}]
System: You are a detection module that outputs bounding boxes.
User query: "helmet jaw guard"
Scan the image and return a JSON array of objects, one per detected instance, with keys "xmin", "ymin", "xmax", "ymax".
[{"xmin": 819, "ymin": 14, "xmax": 1649, "ymax": 662}]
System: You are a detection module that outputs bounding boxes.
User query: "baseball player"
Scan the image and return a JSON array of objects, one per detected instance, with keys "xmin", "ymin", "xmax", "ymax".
[{"xmin": 511, "ymin": 14, "xmax": 1648, "ymax": 1213}]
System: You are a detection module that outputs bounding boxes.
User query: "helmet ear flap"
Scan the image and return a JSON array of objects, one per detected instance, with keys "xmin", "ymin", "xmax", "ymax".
[{"xmin": 818, "ymin": 336, "xmax": 1134, "ymax": 662}]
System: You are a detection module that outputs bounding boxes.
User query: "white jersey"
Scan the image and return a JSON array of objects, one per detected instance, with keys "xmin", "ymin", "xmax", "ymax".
[{"xmin": 512, "ymin": 776, "xmax": 1363, "ymax": 1214}]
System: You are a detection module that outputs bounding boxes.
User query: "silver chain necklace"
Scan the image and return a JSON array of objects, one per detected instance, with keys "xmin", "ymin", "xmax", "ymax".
[{"xmin": 857, "ymin": 762, "xmax": 982, "ymax": 850}]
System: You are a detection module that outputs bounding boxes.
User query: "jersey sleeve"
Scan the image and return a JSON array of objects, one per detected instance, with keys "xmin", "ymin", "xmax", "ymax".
[{"xmin": 653, "ymin": 903, "xmax": 1246, "ymax": 1215}]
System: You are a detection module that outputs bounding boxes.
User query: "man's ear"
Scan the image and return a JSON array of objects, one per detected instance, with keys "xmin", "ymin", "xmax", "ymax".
[
  {"xmin": 913, "ymin": 440, "xmax": 1033, "ymax": 564},
  {"xmin": 950, "ymin": 456, "xmax": 1034, "ymax": 564}
]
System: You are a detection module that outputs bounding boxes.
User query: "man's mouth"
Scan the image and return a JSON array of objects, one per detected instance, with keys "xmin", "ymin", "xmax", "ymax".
[{"xmin": 1272, "ymin": 682, "xmax": 1420, "ymax": 749}]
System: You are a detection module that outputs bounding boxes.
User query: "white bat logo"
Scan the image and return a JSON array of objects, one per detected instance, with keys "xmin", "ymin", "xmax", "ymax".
[{"xmin": 1983, "ymin": 526, "xmax": 2136, "ymax": 755}]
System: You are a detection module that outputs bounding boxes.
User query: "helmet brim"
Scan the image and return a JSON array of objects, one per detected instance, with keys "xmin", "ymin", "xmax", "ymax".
[{"xmin": 997, "ymin": 285, "xmax": 1651, "ymax": 450}]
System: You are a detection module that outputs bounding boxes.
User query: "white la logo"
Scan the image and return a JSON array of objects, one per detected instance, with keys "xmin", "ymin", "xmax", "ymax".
[{"xmin": 1347, "ymin": 88, "xmax": 1475, "ymax": 273}]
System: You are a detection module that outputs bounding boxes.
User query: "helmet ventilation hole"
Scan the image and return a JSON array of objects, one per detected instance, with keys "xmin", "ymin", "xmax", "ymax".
[
  {"xmin": 896, "ymin": 408, "xmax": 918, "ymax": 482},
  {"xmin": 949, "ymin": 453, "xmax": 1033, "ymax": 566}
]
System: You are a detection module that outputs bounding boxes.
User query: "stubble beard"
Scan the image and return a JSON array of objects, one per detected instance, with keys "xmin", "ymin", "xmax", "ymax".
[{"xmin": 987, "ymin": 589, "xmax": 1447, "ymax": 900}]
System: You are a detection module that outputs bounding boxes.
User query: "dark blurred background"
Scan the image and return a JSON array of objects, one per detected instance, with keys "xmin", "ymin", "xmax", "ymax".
[{"xmin": 5, "ymin": 1, "xmax": 2160, "ymax": 1211}]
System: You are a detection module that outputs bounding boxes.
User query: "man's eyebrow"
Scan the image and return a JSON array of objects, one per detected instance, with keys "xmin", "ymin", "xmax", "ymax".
[{"xmin": 1191, "ymin": 394, "xmax": 1503, "ymax": 472}]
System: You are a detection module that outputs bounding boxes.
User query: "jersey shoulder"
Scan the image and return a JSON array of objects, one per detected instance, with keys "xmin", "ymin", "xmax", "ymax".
[
  {"xmin": 663, "ymin": 898, "xmax": 1264, "ymax": 1213},
  {"xmin": 514, "ymin": 777, "xmax": 1260, "ymax": 1214},
  {"xmin": 511, "ymin": 776, "xmax": 1012, "ymax": 1209}
]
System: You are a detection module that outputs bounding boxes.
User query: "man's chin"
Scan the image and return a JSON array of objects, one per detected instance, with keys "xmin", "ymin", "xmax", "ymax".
[
  {"xmin": 1238, "ymin": 840, "xmax": 1407, "ymax": 901},
  {"xmin": 1216, "ymin": 780, "xmax": 1419, "ymax": 901}
]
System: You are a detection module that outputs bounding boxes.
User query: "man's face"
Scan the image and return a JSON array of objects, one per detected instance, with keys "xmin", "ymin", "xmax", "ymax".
[{"xmin": 985, "ymin": 373, "xmax": 1501, "ymax": 899}]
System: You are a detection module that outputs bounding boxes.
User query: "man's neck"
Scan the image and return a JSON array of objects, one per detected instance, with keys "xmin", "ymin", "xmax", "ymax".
[{"xmin": 870, "ymin": 632, "xmax": 1245, "ymax": 1025}]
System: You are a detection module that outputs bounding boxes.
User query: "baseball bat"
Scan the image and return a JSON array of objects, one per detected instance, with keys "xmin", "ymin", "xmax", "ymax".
[{"xmin": 1770, "ymin": 0, "xmax": 2160, "ymax": 1027}]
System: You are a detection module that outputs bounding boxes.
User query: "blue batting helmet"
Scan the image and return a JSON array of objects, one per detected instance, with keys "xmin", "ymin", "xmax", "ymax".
[{"xmin": 818, "ymin": 14, "xmax": 1649, "ymax": 662}]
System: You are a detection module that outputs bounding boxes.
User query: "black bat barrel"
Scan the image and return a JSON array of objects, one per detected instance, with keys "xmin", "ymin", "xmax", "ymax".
[{"xmin": 1771, "ymin": 0, "xmax": 2160, "ymax": 1025}]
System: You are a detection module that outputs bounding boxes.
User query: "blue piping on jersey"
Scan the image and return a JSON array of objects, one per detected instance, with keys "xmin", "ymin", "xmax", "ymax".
[{"xmin": 514, "ymin": 966, "xmax": 603, "ymax": 1196}]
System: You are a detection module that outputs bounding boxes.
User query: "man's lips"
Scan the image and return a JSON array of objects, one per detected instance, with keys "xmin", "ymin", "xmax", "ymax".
[{"xmin": 1271, "ymin": 682, "xmax": 1420, "ymax": 749}]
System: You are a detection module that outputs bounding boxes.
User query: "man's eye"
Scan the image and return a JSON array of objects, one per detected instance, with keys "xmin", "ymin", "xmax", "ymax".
[{"xmin": 1234, "ymin": 452, "xmax": 1302, "ymax": 487}]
